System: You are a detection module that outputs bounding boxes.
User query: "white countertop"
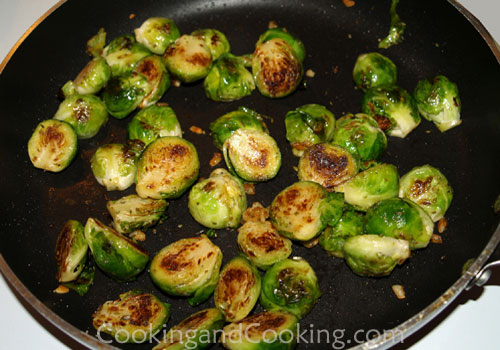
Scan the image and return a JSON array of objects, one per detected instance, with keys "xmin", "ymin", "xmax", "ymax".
[{"xmin": 0, "ymin": 0, "xmax": 499, "ymax": 349}]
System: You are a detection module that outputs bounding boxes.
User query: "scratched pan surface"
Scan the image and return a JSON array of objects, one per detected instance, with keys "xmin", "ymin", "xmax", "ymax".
[{"xmin": 0, "ymin": 0, "xmax": 499, "ymax": 349}]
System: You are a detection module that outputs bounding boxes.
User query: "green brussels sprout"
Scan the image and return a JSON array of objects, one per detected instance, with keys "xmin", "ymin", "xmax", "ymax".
[
  {"xmin": 399, "ymin": 165, "xmax": 453, "ymax": 222},
  {"xmin": 270, "ymin": 181, "xmax": 344, "ymax": 241},
  {"xmin": 343, "ymin": 234, "xmax": 410, "ymax": 276},
  {"xmin": 378, "ymin": 0, "xmax": 406, "ymax": 49},
  {"xmin": 86, "ymin": 27, "xmax": 106, "ymax": 57},
  {"xmin": 61, "ymin": 57, "xmax": 111, "ymax": 97},
  {"xmin": 223, "ymin": 129, "xmax": 281, "ymax": 182},
  {"xmin": 163, "ymin": 35, "xmax": 213, "ymax": 83},
  {"xmin": 413, "ymin": 75, "xmax": 462, "ymax": 132},
  {"xmin": 63, "ymin": 262, "xmax": 94, "ymax": 296},
  {"xmin": 53, "ymin": 94, "xmax": 108, "ymax": 139},
  {"xmin": 106, "ymin": 194, "xmax": 168, "ymax": 234},
  {"xmin": 134, "ymin": 17, "xmax": 181, "ymax": 55},
  {"xmin": 352, "ymin": 52, "xmax": 397, "ymax": 91},
  {"xmin": 188, "ymin": 168, "xmax": 247, "ymax": 229},
  {"xmin": 150, "ymin": 235, "xmax": 222, "ymax": 306},
  {"xmin": 55, "ymin": 220, "xmax": 87, "ymax": 283},
  {"xmin": 214, "ymin": 256, "xmax": 261, "ymax": 322},
  {"xmin": 102, "ymin": 73, "xmax": 150, "ymax": 119},
  {"xmin": 331, "ymin": 113, "xmax": 387, "ymax": 162},
  {"xmin": 365, "ymin": 197, "xmax": 434, "ymax": 249},
  {"xmin": 93, "ymin": 290, "xmax": 170, "ymax": 343},
  {"xmin": 127, "ymin": 104, "xmax": 182, "ymax": 146},
  {"xmin": 191, "ymin": 29, "xmax": 231, "ymax": 60},
  {"xmin": 256, "ymin": 27, "xmax": 306, "ymax": 62},
  {"xmin": 361, "ymin": 86, "xmax": 421, "ymax": 138},
  {"xmin": 153, "ymin": 308, "xmax": 225, "ymax": 350},
  {"xmin": 134, "ymin": 55, "xmax": 171, "ymax": 108},
  {"xmin": 298, "ymin": 143, "xmax": 359, "ymax": 190},
  {"xmin": 102, "ymin": 35, "xmax": 151, "ymax": 77},
  {"xmin": 285, "ymin": 104, "xmax": 336, "ymax": 157},
  {"xmin": 136, "ymin": 136, "xmax": 200, "ymax": 199},
  {"xmin": 260, "ymin": 257, "xmax": 321, "ymax": 319},
  {"xmin": 252, "ymin": 38, "xmax": 303, "ymax": 98},
  {"xmin": 204, "ymin": 53, "xmax": 255, "ymax": 102},
  {"xmin": 319, "ymin": 210, "xmax": 365, "ymax": 258},
  {"xmin": 221, "ymin": 310, "xmax": 298, "ymax": 350},
  {"xmin": 27, "ymin": 119, "xmax": 78, "ymax": 172},
  {"xmin": 237, "ymin": 220, "xmax": 292, "ymax": 270},
  {"xmin": 91, "ymin": 142, "xmax": 143, "ymax": 191},
  {"xmin": 209, "ymin": 107, "xmax": 268, "ymax": 150},
  {"xmin": 335, "ymin": 163, "xmax": 400, "ymax": 211},
  {"xmin": 84, "ymin": 218, "xmax": 149, "ymax": 281}
]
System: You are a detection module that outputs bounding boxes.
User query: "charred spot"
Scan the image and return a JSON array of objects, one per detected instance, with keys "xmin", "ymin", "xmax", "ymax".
[
  {"xmin": 410, "ymin": 177, "xmax": 433, "ymax": 197},
  {"xmin": 186, "ymin": 53, "xmax": 211, "ymax": 66},
  {"xmin": 179, "ymin": 310, "xmax": 209, "ymax": 329},
  {"xmin": 211, "ymin": 34, "xmax": 220, "ymax": 46},
  {"xmin": 308, "ymin": 144, "xmax": 349, "ymax": 185},
  {"xmin": 372, "ymin": 114, "xmax": 392, "ymax": 131},
  {"xmin": 284, "ymin": 189, "xmax": 299, "ymax": 203},
  {"xmin": 136, "ymin": 59, "xmax": 159, "ymax": 81},
  {"xmin": 246, "ymin": 313, "xmax": 286, "ymax": 332},
  {"xmin": 453, "ymin": 97, "xmax": 459, "ymax": 107},
  {"xmin": 160, "ymin": 243, "xmax": 197, "ymax": 271},
  {"xmin": 42, "ymin": 125, "xmax": 65, "ymax": 147},
  {"xmin": 128, "ymin": 294, "xmax": 157, "ymax": 326},
  {"xmin": 160, "ymin": 22, "xmax": 172, "ymax": 34},
  {"xmin": 203, "ymin": 181, "xmax": 216, "ymax": 192},
  {"xmin": 249, "ymin": 231, "xmax": 284, "ymax": 252},
  {"xmin": 54, "ymin": 223, "xmax": 74, "ymax": 275}
]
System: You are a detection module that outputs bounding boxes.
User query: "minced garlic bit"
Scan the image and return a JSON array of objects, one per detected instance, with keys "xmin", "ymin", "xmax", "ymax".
[
  {"xmin": 392, "ymin": 285, "xmax": 406, "ymax": 299},
  {"xmin": 129, "ymin": 13, "xmax": 136, "ymax": 19},
  {"xmin": 305, "ymin": 69, "xmax": 316, "ymax": 78},
  {"xmin": 189, "ymin": 126, "xmax": 205, "ymax": 135},
  {"xmin": 431, "ymin": 234, "xmax": 443, "ymax": 244},
  {"xmin": 53, "ymin": 285, "xmax": 70, "ymax": 294},
  {"xmin": 173, "ymin": 79, "xmax": 181, "ymax": 87},
  {"xmin": 437, "ymin": 217, "xmax": 448, "ymax": 233},
  {"xmin": 129, "ymin": 230, "xmax": 146, "ymax": 242},
  {"xmin": 342, "ymin": 0, "xmax": 355, "ymax": 8},
  {"xmin": 209, "ymin": 152, "xmax": 222, "ymax": 167},
  {"xmin": 156, "ymin": 102, "xmax": 169, "ymax": 107},
  {"xmin": 268, "ymin": 20, "xmax": 278, "ymax": 29},
  {"xmin": 293, "ymin": 166, "xmax": 298, "ymax": 172},
  {"xmin": 303, "ymin": 237, "xmax": 319, "ymax": 249},
  {"xmin": 243, "ymin": 183, "xmax": 256, "ymax": 195}
]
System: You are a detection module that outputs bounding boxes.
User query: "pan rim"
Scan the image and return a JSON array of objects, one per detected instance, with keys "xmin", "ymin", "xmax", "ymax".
[{"xmin": 0, "ymin": 0, "xmax": 499, "ymax": 349}]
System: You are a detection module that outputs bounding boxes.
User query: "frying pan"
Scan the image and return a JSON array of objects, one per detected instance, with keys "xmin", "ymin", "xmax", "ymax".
[{"xmin": 0, "ymin": 0, "xmax": 499, "ymax": 349}]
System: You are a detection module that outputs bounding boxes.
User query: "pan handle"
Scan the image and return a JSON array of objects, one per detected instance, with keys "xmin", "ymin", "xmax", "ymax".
[{"xmin": 466, "ymin": 260, "xmax": 500, "ymax": 290}]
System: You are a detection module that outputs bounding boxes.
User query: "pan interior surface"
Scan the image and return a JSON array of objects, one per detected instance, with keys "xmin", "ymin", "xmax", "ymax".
[{"xmin": 0, "ymin": 0, "xmax": 499, "ymax": 349}]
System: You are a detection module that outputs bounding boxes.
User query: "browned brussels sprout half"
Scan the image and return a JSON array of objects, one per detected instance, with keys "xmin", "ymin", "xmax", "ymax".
[
  {"xmin": 319, "ymin": 210, "xmax": 365, "ymax": 258},
  {"xmin": 61, "ymin": 57, "xmax": 111, "ymax": 97},
  {"xmin": 55, "ymin": 220, "xmax": 88, "ymax": 283},
  {"xmin": 102, "ymin": 35, "xmax": 151, "ymax": 77},
  {"xmin": 353, "ymin": 52, "xmax": 397, "ymax": 91},
  {"xmin": 256, "ymin": 27, "xmax": 306, "ymax": 62},
  {"xmin": 134, "ymin": 55, "xmax": 171, "ymax": 108},
  {"xmin": 252, "ymin": 38, "xmax": 303, "ymax": 98},
  {"xmin": 150, "ymin": 235, "xmax": 222, "ymax": 306},
  {"xmin": 102, "ymin": 73, "xmax": 150, "ymax": 119},
  {"xmin": 135, "ymin": 17, "xmax": 181, "ymax": 55},
  {"xmin": 191, "ymin": 28, "xmax": 231, "ymax": 60},
  {"xmin": 93, "ymin": 290, "xmax": 170, "ymax": 343}
]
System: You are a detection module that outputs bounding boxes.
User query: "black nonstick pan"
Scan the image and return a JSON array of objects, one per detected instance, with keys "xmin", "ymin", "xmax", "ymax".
[{"xmin": 0, "ymin": 0, "xmax": 499, "ymax": 349}]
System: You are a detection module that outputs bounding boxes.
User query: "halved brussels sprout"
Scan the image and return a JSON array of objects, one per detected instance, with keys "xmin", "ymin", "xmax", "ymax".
[
  {"xmin": 204, "ymin": 53, "xmax": 255, "ymax": 102},
  {"xmin": 63, "ymin": 262, "xmax": 94, "ymax": 296},
  {"xmin": 335, "ymin": 163, "xmax": 400, "ymax": 211},
  {"xmin": 260, "ymin": 257, "xmax": 321, "ymax": 319},
  {"xmin": 237, "ymin": 220, "xmax": 292, "ymax": 270},
  {"xmin": 256, "ymin": 27, "xmax": 306, "ymax": 62},
  {"xmin": 343, "ymin": 234, "xmax": 410, "ymax": 277},
  {"xmin": 55, "ymin": 220, "xmax": 87, "ymax": 283},
  {"xmin": 331, "ymin": 113, "xmax": 387, "ymax": 162},
  {"xmin": 107, "ymin": 194, "xmax": 168, "ymax": 234},
  {"xmin": 102, "ymin": 73, "xmax": 150, "ymax": 119},
  {"xmin": 136, "ymin": 136, "xmax": 200, "ymax": 199},
  {"xmin": 378, "ymin": 0, "xmax": 406, "ymax": 49},
  {"xmin": 362, "ymin": 86, "xmax": 421, "ymax": 138},
  {"xmin": 150, "ymin": 235, "xmax": 222, "ymax": 306},
  {"xmin": 62, "ymin": 57, "xmax": 111, "ymax": 97},
  {"xmin": 285, "ymin": 104, "xmax": 336, "ymax": 157},
  {"xmin": 84, "ymin": 218, "xmax": 149, "ymax": 281},
  {"xmin": 319, "ymin": 210, "xmax": 365, "ymax": 258},
  {"xmin": 153, "ymin": 308, "xmax": 225, "ymax": 350},
  {"xmin": 214, "ymin": 256, "xmax": 261, "ymax": 322},
  {"xmin": 352, "ymin": 52, "xmax": 397, "ymax": 91},
  {"xmin": 163, "ymin": 35, "xmax": 213, "ymax": 83},
  {"xmin": 91, "ymin": 142, "xmax": 143, "ymax": 191},
  {"xmin": 365, "ymin": 197, "xmax": 434, "ymax": 249},
  {"xmin": 102, "ymin": 35, "xmax": 151, "ymax": 77},
  {"xmin": 223, "ymin": 129, "xmax": 281, "ymax": 182},
  {"xmin": 87, "ymin": 27, "xmax": 106, "ymax": 57},
  {"xmin": 191, "ymin": 29, "xmax": 231, "ymax": 60},
  {"xmin": 53, "ymin": 94, "xmax": 108, "ymax": 139},
  {"xmin": 298, "ymin": 143, "xmax": 358, "ymax": 190},
  {"xmin": 93, "ymin": 290, "xmax": 170, "ymax": 343},
  {"xmin": 413, "ymin": 75, "xmax": 462, "ymax": 132},
  {"xmin": 188, "ymin": 168, "xmax": 247, "ymax": 229},
  {"xmin": 221, "ymin": 310, "xmax": 298, "ymax": 350},
  {"xmin": 128, "ymin": 104, "xmax": 182, "ymax": 146},
  {"xmin": 27, "ymin": 119, "xmax": 78, "ymax": 172},
  {"xmin": 252, "ymin": 38, "xmax": 303, "ymax": 98},
  {"xmin": 399, "ymin": 165, "xmax": 453, "ymax": 222},
  {"xmin": 134, "ymin": 17, "xmax": 181, "ymax": 55},
  {"xmin": 134, "ymin": 55, "xmax": 171, "ymax": 108},
  {"xmin": 209, "ymin": 107, "xmax": 268, "ymax": 150},
  {"xmin": 270, "ymin": 181, "xmax": 344, "ymax": 241}
]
